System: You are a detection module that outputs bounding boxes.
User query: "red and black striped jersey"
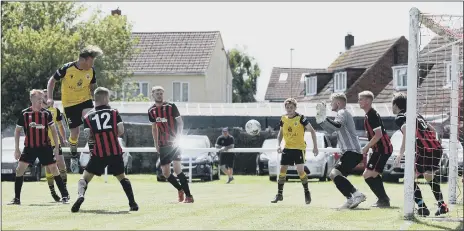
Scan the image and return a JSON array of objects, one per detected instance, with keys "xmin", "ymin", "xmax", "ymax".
[
  {"xmin": 148, "ymin": 102, "xmax": 180, "ymax": 147},
  {"xmin": 364, "ymin": 108, "xmax": 393, "ymax": 154},
  {"xmin": 16, "ymin": 107, "xmax": 54, "ymax": 148},
  {"xmin": 83, "ymin": 105, "xmax": 123, "ymax": 157},
  {"xmin": 394, "ymin": 110, "xmax": 442, "ymax": 151}
]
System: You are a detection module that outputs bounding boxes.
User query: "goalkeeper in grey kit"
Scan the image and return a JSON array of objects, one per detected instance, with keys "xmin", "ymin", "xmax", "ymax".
[{"xmin": 315, "ymin": 93, "xmax": 367, "ymax": 209}]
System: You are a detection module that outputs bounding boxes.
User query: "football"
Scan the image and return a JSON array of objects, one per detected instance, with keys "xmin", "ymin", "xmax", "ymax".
[{"xmin": 245, "ymin": 119, "xmax": 261, "ymax": 136}]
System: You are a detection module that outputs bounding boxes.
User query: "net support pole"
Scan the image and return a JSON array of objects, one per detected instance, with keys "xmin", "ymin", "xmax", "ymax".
[
  {"xmin": 448, "ymin": 44, "xmax": 460, "ymax": 204},
  {"xmin": 404, "ymin": 7, "xmax": 420, "ymax": 220}
]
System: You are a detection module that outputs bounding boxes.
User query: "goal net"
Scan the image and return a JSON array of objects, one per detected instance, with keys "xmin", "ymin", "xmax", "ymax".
[{"xmin": 405, "ymin": 7, "xmax": 463, "ymax": 220}]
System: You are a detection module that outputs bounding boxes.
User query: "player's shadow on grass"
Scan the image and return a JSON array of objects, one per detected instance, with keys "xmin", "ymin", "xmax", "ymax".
[{"xmin": 79, "ymin": 209, "xmax": 129, "ymax": 215}]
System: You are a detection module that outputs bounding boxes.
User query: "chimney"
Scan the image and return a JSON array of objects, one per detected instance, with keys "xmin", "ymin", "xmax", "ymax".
[
  {"xmin": 111, "ymin": 8, "xmax": 121, "ymax": 16},
  {"xmin": 345, "ymin": 33, "xmax": 354, "ymax": 50}
]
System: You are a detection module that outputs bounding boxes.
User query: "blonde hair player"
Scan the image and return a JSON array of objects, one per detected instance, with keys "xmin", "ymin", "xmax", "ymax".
[
  {"xmin": 271, "ymin": 98, "xmax": 318, "ymax": 205},
  {"xmin": 358, "ymin": 91, "xmax": 392, "ymax": 207},
  {"xmin": 315, "ymin": 93, "xmax": 366, "ymax": 209},
  {"xmin": 46, "ymin": 45, "xmax": 103, "ymax": 169},
  {"xmin": 8, "ymin": 89, "xmax": 69, "ymax": 205}
]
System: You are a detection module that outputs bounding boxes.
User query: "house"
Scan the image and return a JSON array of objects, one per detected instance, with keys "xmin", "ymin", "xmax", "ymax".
[
  {"xmin": 300, "ymin": 34, "xmax": 409, "ymax": 103},
  {"xmin": 376, "ymin": 34, "xmax": 463, "ymax": 116},
  {"xmin": 264, "ymin": 67, "xmax": 325, "ymax": 102},
  {"xmin": 123, "ymin": 31, "xmax": 233, "ymax": 103}
]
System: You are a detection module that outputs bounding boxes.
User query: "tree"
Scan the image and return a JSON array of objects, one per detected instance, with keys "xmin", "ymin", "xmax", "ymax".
[
  {"xmin": 1, "ymin": 2, "xmax": 137, "ymax": 128},
  {"xmin": 227, "ymin": 48, "xmax": 260, "ymax": 103}
]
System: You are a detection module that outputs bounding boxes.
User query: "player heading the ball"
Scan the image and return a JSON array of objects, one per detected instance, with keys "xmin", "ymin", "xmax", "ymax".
[
  {"xmin": 271, "ymin": 98, "xmax": 318, "ymax": 205},
  {"xmin": 46, "ymin": 45, "xmax": 103, "ymax": 171}
]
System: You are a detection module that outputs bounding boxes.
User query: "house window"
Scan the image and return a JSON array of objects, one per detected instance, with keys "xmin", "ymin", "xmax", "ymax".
[
  {"xmin": 300, "ymin": 73, "xmax": 309, "ymax": 82},
  {"xmin": 173, "ymin": 82, "xmax": 189, "ymax": 102},
  {"xmin": 392, "ymin": 65, "xmax": 407, "ymax": 90},
  {"xmin": 446, "ymin": 62, "xmax": 463, "ymax": 86},
  {"xmin": 279, "ymin": 73, "xmax": 288, "ymax": 82},
  {"xmin": 334, "ymin": 72, "xmax": 347, "ymax": 92},
  {"xmin": 135, "ymin": 82, "xmax": 149, "ymax": 97},
  {"xmin": 305, "ymin": 76, "xmax": 317, "ymax": 96},
  {"xmin": 120, "ymin": 82, "xmax": 148, "ymax": 99}
]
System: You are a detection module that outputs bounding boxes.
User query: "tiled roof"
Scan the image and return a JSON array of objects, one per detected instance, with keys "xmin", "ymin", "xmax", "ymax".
[
  {"xmin": 374, "ymin": 33, "xmax": 463, "ymax": 117},
  {"xmin": 308, "ymin": 37, "xmax": 403, "ymax": 102},
  {"xmin": 264, "ymin": 67, "xmax": 326, "ymax": 101},
  {"xmin": 416, "ymin": 35, "xmax": 463, "ymax": 115},
  {"xmin": 128, "ymin": 31, "xmax": 220, "ymax": 74},
  {"xmin": 328, "ymin": 37, "xmax": 401, "ymax": 71}
]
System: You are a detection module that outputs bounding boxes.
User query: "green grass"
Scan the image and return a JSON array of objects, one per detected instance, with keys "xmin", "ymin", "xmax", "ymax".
[{"xmin": 2, "ymin": 174, "xmax": 463, "ymax": 230}]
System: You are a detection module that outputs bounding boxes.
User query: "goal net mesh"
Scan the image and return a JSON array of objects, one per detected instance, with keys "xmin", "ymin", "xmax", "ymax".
[{"xmin": 411, "ymin": 10, "xmax": 463, "ymax": 221}]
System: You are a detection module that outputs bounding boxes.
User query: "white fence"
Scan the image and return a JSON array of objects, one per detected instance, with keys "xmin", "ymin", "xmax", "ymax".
[{"xmin": 52, "ymin": 101, "xmax": 396, "ymax": 117}]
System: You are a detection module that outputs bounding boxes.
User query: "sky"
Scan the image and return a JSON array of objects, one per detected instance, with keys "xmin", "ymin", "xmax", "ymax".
[{"xmin": 83, "ymin": 2, "xmax": 463, "ymax": 101}]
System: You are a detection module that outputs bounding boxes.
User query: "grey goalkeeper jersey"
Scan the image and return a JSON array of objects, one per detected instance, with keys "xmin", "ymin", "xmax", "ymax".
[{"xmin": 319, "ymin": 109, "xmax": 361, "ymax": 154}]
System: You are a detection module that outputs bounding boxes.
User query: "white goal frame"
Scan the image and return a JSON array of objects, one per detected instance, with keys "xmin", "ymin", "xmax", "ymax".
[{"xmin": 405, "ymin": 7, "xmax": 462, "ymax": 219}]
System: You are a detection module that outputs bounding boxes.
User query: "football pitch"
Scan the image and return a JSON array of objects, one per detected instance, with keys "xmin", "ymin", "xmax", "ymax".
[{"xmin": 1, "ymin": 175, "xmax": 463, "ymax": 230}]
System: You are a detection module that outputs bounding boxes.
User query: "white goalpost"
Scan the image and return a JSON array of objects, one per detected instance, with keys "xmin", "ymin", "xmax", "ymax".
[{"xmin": 406, "ymin": 7, "xmax": 463, "ymax": 220}]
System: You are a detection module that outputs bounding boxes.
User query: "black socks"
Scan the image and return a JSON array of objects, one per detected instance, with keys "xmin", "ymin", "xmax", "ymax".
[
  {"xmin": 334, "ymin": 175, "xmax": 355, "ymax": 198},
  {"xmin": 177, "ymin": 173, "xmax": 192, "ymax": 197},
  {"xmin": 120, "ymin": 178, "xmax": 135, "ymax": 204},
  {"xmin": 14, "ymin": 176, "xmax": 24, "ymax": 200}
]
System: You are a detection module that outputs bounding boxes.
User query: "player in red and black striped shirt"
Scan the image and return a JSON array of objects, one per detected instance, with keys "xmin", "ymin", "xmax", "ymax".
[
  {"xmin": 392, "ymin": 93, "xmax": 448, "ymax": 217},
  {"xmin": 8, "ymin": 89, "xmax": 69, "ymax": 205},
  {"xmin": 71, "ymin": 87, "xmax": 138, "ymax": 213},
  {"xmin": 148, "ymin": 86, "xmax": 193, "ymax": 203},
  {"xmin": 358, "ymin": 91, "xmax": 392, "ymax": 208}
]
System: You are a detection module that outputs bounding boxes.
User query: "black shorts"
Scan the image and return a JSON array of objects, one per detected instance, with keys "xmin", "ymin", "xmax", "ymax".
[
  {"xmin": 158, "ymin": 145, "xmax": 181, "ymax": 166},
  {"xmin": 85, "ymin": 155, "xmax": 124, "ymax": 176},
  {"xmin": 281, "ymin": 149, "xmax": 305, "ymax": 166},
  {"xmin": 220, "ymin": 152, "xmax": 235, "ymax": 169},
  {"xmin": 415, "ymin": 148, "xmax": 442, "ymax": 174},
  {"xmin": 63, "ymin": 100, "xmax": 93, "ymax": 129},
  {"xmin": 19, "ymin": 146, "xmax": 56, "ymax": 166},
  {"xmin": 335, "ymin": 151, "xmax": 364, "ymax": 176},
  {"xmin": 366, "ymin": 152, "xmax": 391, "ymax": 173},
  {"xmin": 52, "ymin": 145, "xmax": 63, "ymax": 155}
]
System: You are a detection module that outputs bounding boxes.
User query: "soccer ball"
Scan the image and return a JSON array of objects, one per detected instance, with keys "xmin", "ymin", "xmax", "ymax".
[{"xmin": 245, "ymin": 119, "xmax": 261, "ymax": 136}]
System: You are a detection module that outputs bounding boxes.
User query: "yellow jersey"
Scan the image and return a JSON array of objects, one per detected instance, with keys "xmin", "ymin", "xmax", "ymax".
[
  {"xmin": 46, "ymin": 107, "xmax": 63, "ymax": 147},
  {"xmin": 280, "ymin": 113, "xmax": 310, "ymax": 150},
  {"xmin": 53, "ymin": 61, "xmax": 96, "ymax": 107}
]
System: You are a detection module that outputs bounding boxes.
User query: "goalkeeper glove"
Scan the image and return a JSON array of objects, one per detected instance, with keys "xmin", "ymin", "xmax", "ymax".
[{"xmin": 315, "ymin": 102, "xmax": 327, "ymax": 124}]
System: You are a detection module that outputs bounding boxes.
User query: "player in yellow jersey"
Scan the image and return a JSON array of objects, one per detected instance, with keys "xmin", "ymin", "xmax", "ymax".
[
  {"xmin": 46, "ymin": 45, "xmax": 103, "ymax": 170},
  {"xmin": 271, "ymin": 98, "xmax": 319, "ymax": 205},
  {"xmin": 42, "ymin": 90, "xmax": 69, "ymax": 202}
]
